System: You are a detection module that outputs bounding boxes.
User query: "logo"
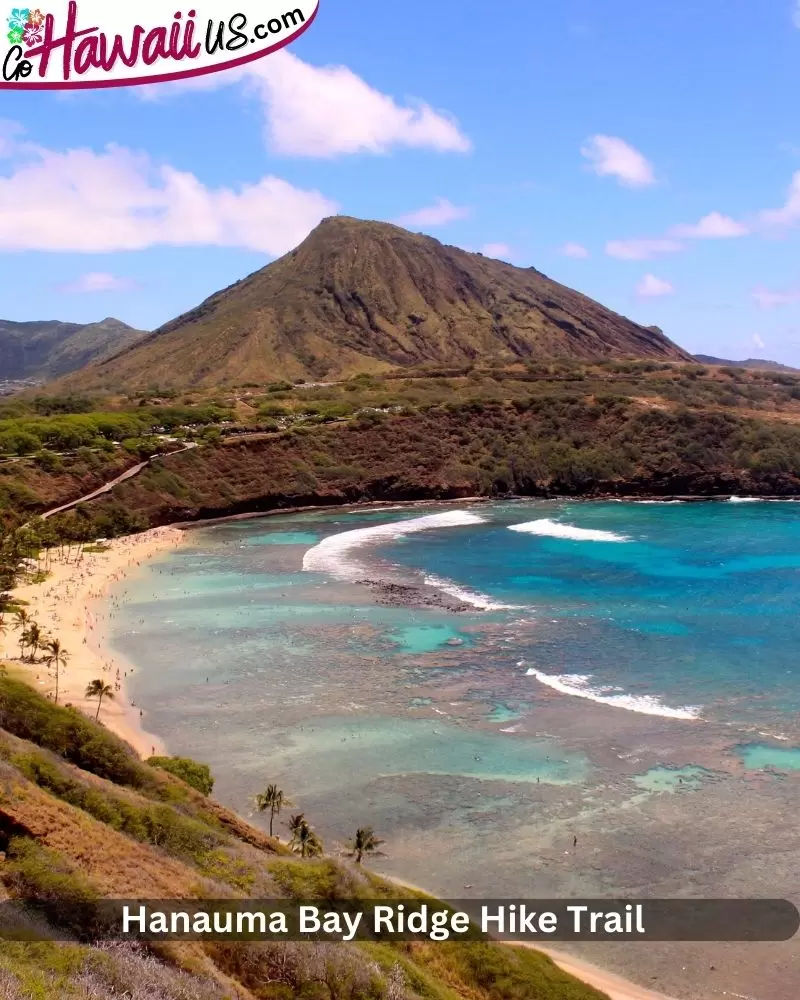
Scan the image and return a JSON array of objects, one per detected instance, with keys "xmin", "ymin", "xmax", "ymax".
[{"xmin": 1, "ymin": 0, "xmax": 319, "ymax": 88}]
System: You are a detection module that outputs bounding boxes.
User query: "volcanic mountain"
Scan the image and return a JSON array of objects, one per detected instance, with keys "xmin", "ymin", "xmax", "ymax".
[{"xmin": 56, "ymin": 217, "xmax": 691, "ymax": 391}]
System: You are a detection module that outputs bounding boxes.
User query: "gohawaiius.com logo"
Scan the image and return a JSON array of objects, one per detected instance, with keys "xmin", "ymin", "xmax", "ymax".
[{"xmin": 1, "ymin": 0, "xmax": 319, "ymax": 88}]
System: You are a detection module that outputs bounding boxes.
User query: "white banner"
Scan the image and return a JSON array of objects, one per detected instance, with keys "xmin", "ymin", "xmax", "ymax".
[{"xmin": 1, "ymin": 0, "xmax": 318, "ymax": 88}]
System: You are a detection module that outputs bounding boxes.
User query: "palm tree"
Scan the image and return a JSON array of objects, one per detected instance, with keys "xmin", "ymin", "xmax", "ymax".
[
  {"xmin": 23, "ymin": 623, "xmax": 45, "ymax": 663},
  {"xmin": 85, "ymin": 678, "xmax": 114, "ymax": 721},
  {"xmin": 255, "ymin": 783, "xmax": 293, "ymax": 838},
  {"xmin": 43, "ymin": 638, "xmax": 68, "ymax": 704},
  {"xmin": 288, "ymin": 813, "xmax": 323, "ymax": 858},
  {"xmin": 346, "ymin": 826, "xmax": 385, "ymax": 865},
  {"xmin": 14, "ymin": 609, "xmax": 29, "ymax": 659}
]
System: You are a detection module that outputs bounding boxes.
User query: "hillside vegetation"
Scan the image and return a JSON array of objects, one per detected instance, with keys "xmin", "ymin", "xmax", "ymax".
[
  {"xmin": 53, "ymin": 217, "xmax": 690, "ymax": 392},
  {"xmin": 0, "ymin": 675, "xmax": 608, "ymax": 1000},
  {"xmin": 3, "ymin": 360, "xmax": 800, "ymax": 536}
]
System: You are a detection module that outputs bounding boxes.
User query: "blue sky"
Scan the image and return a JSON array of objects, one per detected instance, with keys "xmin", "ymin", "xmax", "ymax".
[{"xmin": 3, "ymin": 0, "xmax": 800, "ymax": 362}]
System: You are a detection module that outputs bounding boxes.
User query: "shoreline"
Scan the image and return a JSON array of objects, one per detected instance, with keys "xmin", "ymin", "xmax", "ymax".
[
  {"xmin": 172, "ymin": 491, "xmax": 799, "ymax": 530},
  {"xmin": 522, "ymin": 946, "xmax": 677, "ymax": 1000},
  {"xmin": 2, "ymin": 525, "xmax": 186, "ymax": 758}
]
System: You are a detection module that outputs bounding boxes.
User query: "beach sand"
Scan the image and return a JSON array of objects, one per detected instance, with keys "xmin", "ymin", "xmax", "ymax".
[
  {"xmin": 1, "ymin": 525, "xmax": 186, "ymax": 758},
  {"xmin": 525, "ymin": 946, "xmax": 676, "ymax": 1000}
]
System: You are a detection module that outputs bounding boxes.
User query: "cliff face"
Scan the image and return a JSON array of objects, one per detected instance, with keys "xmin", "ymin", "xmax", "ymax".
[
  {"xmin": 90, "ymin": 400, "xmax": 800, "ymax": 528},
  {"xmin": 55, "ymin": 217, "xmax": 691, "ymax": 391}
]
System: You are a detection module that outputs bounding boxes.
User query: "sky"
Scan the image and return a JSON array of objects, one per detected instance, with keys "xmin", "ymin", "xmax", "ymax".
[{"xmin": 3, "ymin": 0, "xmax": 800, "ymax": 363}]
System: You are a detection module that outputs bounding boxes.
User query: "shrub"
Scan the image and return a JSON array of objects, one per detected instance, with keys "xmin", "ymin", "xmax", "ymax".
[
  {"xmin": 1, "ymin": 837, "xmax": 99, "ymax": 922},
  {"xmin": 13, "ymin": 749, "xmax": 223, "ymax": 865},
  {"xmin": 0, "ymin": 677, "xmax": 145, "ymax": 788},
  {"xmin": 147, "ymin": 755, "xmax": 215, "ymax": 795}
]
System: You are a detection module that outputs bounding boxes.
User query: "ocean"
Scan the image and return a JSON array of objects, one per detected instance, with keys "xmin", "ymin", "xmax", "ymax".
[{"xmin": 108, "ymin": 499, "xmax": 800, "ymax": 997}]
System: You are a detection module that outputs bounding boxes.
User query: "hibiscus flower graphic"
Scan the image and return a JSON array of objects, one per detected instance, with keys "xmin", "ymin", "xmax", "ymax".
[
  {"xmin": 6, "ymin": 8, "xmax": 30, "ymax": 32},
  {"xmin": 26, "ymin": 7, "xmax": 44, "ymax": 26},
  {"xmin": 6, "ymin": 25, "xmax": 23, "ymax": 44},
  {"xmin": 22, "ymin": 21, "xmax": 41, "ymax": 44}
]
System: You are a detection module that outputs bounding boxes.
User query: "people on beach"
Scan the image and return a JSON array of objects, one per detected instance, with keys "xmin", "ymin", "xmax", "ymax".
[{"xmin": 2, "ymin": 526, "xmax": 183, "ymax": 759}]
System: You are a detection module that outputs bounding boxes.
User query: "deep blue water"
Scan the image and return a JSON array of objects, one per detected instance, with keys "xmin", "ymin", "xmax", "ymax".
[{"xmin": 377, "ymin": 499, "xmax": 800, "ymax": 727}]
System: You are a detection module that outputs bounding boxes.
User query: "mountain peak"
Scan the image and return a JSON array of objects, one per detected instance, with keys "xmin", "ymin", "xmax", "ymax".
[{"xmin": 54, "ymin": 216, "xmax": 691, "ymax": 391}]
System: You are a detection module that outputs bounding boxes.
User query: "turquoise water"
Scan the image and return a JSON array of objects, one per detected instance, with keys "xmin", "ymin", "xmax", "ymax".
[
  {"xmin": 736, "ymin": 743, "xmax": 800, "ymax": 771},
  {"xmin": 631, "ymin": 765, "xmax": 718, "ymax": 794},
  {"xmin": 111, "ymin": 499, "xmax": 800, "ymax": 903}
]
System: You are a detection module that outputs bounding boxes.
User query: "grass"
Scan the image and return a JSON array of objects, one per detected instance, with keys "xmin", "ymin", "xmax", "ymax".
[
  {"xmin": 0, "ymin": 837, "xmax": 100, "ymax": 929},
  {"xmin": 405, "ymin": 941, "xmax": 610, "ymax": 1000}
]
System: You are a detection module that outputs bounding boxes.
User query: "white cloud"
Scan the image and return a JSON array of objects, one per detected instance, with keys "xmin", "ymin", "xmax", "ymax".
[
  {"xmin": 396, "ymin": 198, "xmax": 471, "ymax": 228},
  {"xmin": 793, "ymin": 1, "xmax": 800, "ymax": 28},
  {"xmin": 759, "ymin": 171, "xmax": 800, "ymax": 228},
  {"xmin": 581, "ymin": 135, "xmax": 656, "ymax": 188},
  {"xmin": 606, "ymin": 237, "xmax": 683, "ymax": 260},
  {"xmin": 143, "ymin": 52, "xmax": 471, "ymax": 159},
  {"xmin": 480, "ymin": 242, "xmax": 513, "ymax": 259},
  {"xmin": 59, "ymin": 272, "xmax": 138, "ymax": 293},
  {"xmin": 753, "ymin": 333, "xmax": 766, "ymax": 350},
  {"xmin": 0, "ymin": 128, "xmax": 337, "ymax": 253},
  {"xmin": 752, "ymin": 284, "xmax": 800, "ymax": 308},
  {"xmin": 559, "ymin": 242, "xmax": 589, "ymax": 258},
  {"xmin": 669, "ymin": 212, "xmax": 749, "ymax": 239},
  {"xmin": 636, "ymin": 273, "xmax": 674, "ymax": 298},
  {"xmin": 606, "ymin": 213, "xmax": 745, "ymax": 267}
]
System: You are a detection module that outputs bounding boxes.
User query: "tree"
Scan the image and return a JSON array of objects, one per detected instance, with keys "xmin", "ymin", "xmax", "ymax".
[
  {"xmin": 85, "ymin": 678, "xmax": 113, "ymax": 720},
  {"xmin": 43, "ymin": 638, "xmax": 68, "ymax": 703},
  {"xmin": 13, "ymin": 609, "xmax": 29, "ymax": 659},
  {"xmin": 288, "ymin": 813, "xmax": 323, "ymax": 858},
  {"xmin": 346, "ymin": 826, "xmax": 385, "ymax": 865},
  {"xmin": 23, "ymin": 622, "xmax": 45, "ymax": 664},
  {"xmin": 256, "ymin": 783, "xmax": 293, "ymax": 838}
]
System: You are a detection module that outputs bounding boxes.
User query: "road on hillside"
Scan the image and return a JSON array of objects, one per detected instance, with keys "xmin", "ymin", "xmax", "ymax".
[{"xmin": 41, "ymin": 442, "xmax": 198, "ymax": 520}]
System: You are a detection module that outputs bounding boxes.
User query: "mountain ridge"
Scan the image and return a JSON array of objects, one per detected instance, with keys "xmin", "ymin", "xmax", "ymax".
[
  {"xmin": 54, "ymin": 216, "xmax": 692, "ymax": 391},
  {"xmin": 0, "ymin": 316, "xmax": 148, "ymax": 381},
  {"xmin": 693, "ymin": 354, "xmax": 799, "ymax": 373}
]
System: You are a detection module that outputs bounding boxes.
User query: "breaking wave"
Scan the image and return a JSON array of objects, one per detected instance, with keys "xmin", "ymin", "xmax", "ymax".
[
  {"xmin": 523, "ymin": 665, "xmax": 702, "ymax": 720},
  {"xmin": 508, "ymin": 518, "xmax": 630, "ymax": 543},
  {"xmin": 422, "ymin": 572, "xmax": 522, "ymax": 611},
  {"xmin": 302, "ymin": 511, "xmax": 485, "ymax": 581}
]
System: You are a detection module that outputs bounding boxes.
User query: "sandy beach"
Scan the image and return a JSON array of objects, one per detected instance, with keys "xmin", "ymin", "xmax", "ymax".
[{"xmin": 1, "ymin": 525, "xmax": 186, "ymax": 758}]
